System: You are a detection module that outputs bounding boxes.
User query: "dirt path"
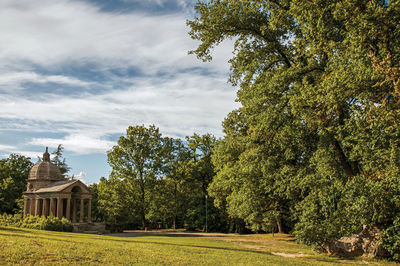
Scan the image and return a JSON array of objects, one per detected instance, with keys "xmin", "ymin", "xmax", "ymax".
[
  {"xmin": 106, "ymin": 231, "xmax": 387, "ymax": 264},
  {"xmin": 108, "ymin": 230, "xmax": 237, "ymax": 238}
]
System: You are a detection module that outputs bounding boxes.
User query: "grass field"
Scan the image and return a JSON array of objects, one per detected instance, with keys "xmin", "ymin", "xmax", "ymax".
[{"xmin": 0, "ymin": 226, "xmax": 395, "ymax": 265}]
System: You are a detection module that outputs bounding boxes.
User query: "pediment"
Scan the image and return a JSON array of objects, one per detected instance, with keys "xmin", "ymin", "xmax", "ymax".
[
  {"xmin": 64, "ymin": 180, "xmax": 91, "ymax": 194},
  {"xmin": 35, "ymin": 179, "xmax": 91, "ymax": 194}
]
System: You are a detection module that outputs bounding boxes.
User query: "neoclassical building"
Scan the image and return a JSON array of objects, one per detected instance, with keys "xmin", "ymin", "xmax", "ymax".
[{"xmin": 23, "ymin": 148, "xmax": 92, "ymax": 223}]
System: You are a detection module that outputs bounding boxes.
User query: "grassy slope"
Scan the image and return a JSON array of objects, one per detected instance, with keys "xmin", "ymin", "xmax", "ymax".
[{"xmin": 0, "ymin": 226, "xmax": 394, "ymax": 265}]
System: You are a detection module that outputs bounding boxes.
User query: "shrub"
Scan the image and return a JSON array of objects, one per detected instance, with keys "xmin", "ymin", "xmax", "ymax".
[
  {"xmin": 382, "ymin": 218, "xmax": 400, "ymax": 262},
  {"xmin": 0, "ymin": 213, "xmax": 73, "ymax": 232},
  {"xmin": 293, "ymin": 175, "xmax": 400, "ymax": 261}
]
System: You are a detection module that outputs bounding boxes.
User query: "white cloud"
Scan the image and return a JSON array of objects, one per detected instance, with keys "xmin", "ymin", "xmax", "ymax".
[
  {"xmin": 29, "ymin": 134, "xmax": 115, "ymax": 155},
  {"xmin": 0, "ymin": 144, "xmax": 43, "ymax": 159},
  {"xmin": 0, "ymin": 71, "xmax": 91, "ymax": 90},
  {"xmin": 0, "ymin": 0, "xmax": 239, "ymax": 158},
  {"xmin": 0, "ymin": 0, "xmax": 231, "ymax": 75},
  {"xmin": 71, "ymin": 171, "xmax": 87, "ymax": 182},
  {"xmin": 122, "ymin": 0, "xmax": 196, "ymax": 10},
  {"xmin": 0, "ymin": 144, "xmax": 16, "ymax": 151},
  {"xmin": 68, "ymin": 171, "xmax": 89, "ymax": 184},
  {"xmin": 3, "ymin": 71, "xmax": 239, "ymax": 154},
  {"xmin": 74, "ymin": 171, "xmax": 86, "ymax": 179}
]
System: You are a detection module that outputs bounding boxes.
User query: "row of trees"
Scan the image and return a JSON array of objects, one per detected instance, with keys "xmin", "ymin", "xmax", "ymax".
[
  {"xmin": 95, "ymin": 125, "xmax": 246, "ymax": 232},
  {"xmin": 98, "ymin": 2, "xmax": 400, "ymax": 255}
]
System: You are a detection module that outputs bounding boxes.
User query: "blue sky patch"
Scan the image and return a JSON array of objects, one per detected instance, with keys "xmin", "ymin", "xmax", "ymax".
[{"xmin": 0, "ymin": 0, "xmax": 239, "ymax": 183}]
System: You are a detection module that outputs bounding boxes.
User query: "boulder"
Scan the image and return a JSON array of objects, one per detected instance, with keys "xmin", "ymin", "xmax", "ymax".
[{"xmin": 321, "ymin": 225, "xmax": 389, "ymax": 259}]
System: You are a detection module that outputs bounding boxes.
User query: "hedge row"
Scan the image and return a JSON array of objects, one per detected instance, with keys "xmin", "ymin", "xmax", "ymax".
[{"xmin": 0, "ymin": 213, "xmax": 73, "ymax": 232}]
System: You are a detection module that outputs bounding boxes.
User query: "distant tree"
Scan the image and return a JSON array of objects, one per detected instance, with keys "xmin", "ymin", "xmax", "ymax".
[
  {"xmin": 184, "ymin": 134, "xmax": 218, "ymax": 231},
  {"xmin": 107, "ymin": 125, "xmax": 165, "ymax": 229},
  {"xmin": 0, "ymin": 154, "xmax": 33, "ymax": 214},
  {"xmin": 100, "ymin": 125, "xmax": 243, "ymax": 232},
  {"xmin": 159, "ymin": 138, "xmax": 192, "ymax": 229},
  {"xmin": 88, "ymin": 183, "xmax": 103, "ymax": 222},
  {"xmin": 51, "ymin": 144, "xmax": 70, "ymax": 176},
  {"xmin": 186, "ymin": 134, "xmax": 216, "ymax": 198},
  {"xmin": 96, "ymin": 176, "xmax": 137, "ymax": 231}
]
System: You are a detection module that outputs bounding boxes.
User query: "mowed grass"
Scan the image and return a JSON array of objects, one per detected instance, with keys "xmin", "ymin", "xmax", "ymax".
[{"xmin": 0, "ymin": 226, "xmax": 395, "ymax": 265}]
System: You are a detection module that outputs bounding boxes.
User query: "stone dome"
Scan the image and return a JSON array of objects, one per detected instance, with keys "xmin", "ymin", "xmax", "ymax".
[{"xmin": 28, "ymin": 147, "xmax": 63, "ymax": 180}]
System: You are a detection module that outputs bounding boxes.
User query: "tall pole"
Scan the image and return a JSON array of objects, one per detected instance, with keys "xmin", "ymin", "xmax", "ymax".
[{"xmin": 205, "ymin": 194, "xmax": 208, "ymax": 233}]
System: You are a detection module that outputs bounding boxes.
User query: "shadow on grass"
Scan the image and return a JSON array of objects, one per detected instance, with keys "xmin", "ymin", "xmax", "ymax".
[
  {"xmin": 1, "ymin": 227, "xmax": 274, "ymax": 257},
  {"xmin": 0, "ymin": 226, "xmax": 365, "ymax": 264},
  {"xmin": 107, "ymin": 231, "xmax": 297, "ymax": 241}
]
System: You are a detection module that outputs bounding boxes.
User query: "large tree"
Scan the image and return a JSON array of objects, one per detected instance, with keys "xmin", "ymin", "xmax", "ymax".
[
  {"xmin": 189, "ymin": 0, "xmax": 399, "ymax": 179},
  {"xmin": 107, "ymin": 125, "xmax": 165, "ymax": 229},
  {"xmin": 160, "ymin": 138, "xmax": 192, "ymax": 229},
  {"xmin": 189, "ymin": 0, "xmax": 400, "ymax": 242}
]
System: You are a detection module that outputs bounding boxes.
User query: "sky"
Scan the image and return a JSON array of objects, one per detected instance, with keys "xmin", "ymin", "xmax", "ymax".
[{"xmin": 0, "ymin": 0, "xmax": 239, "ymax": 184}]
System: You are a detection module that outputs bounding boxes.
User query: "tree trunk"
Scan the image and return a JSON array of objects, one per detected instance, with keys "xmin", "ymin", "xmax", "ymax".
[
  {"xmin": 330, "ymin": 107, "xmax": 359, "ymax": 178},
  {"xmin": 324, "ymin": 129, "xmax": 358, "ymax": 178},
  {"xmin": 331, "ymin": 138, "xmax": 357, "ymax": 178},
  {"xmin": 140, "ymin": 170, "xmax": 146, "ymax": 230},
  {"xmin": 142, "ymin": 216, "xmax": 146, "ymax": 230},
  {"xmin": 173, "ymin": 183, "xmax": 177, "ymax": 230},
  {"xmin": 276, "ymin": 218, "xmax": 283, "ymax": 234}
]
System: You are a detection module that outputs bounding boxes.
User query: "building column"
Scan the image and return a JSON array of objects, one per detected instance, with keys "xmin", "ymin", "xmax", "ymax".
[
  {"xmin": 79, "ymin": 198, "xmax": 84, "ymax": 223},
  {"xmin": 57, "ymin": 197, "xmax": 63, "ymax": 219},
  {"xmin": 49, "ymin": 198, "xmax": 55, "ymax": 216},
  {"xmin": 30, "ymin": 198, "xmax": 35, "ymax": 215},
  {"xmin": 23, "ymin": 198, "xmax": 28, "ymax": 217},
  {"xmin": 66, "ymin": 198, "xmax": 71, "ymax": 220},
  {"xmin": 72, "ymin": 199, "xmax": 77, "ymax": 223},
  {"xmin": 87, "ymin": 199, "xmax": 92, "ymax": 222},
  {"xmin": 43, "ymin": 199, "xmax": 49, "ymax": 217},
  {"xmin": 35, "ymin": 198, "xmax": 40, "ymax": 216},
  {"xmin": 41, "ymin": 199, "xmax": 45, "ymax": 216},
  {"xmin": 41, "ymin": 199, "xmax": 44, "ymax": 216}
]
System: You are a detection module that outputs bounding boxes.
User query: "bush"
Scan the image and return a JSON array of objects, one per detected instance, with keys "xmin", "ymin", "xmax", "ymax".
[
  {"xmin": 293, "ymin": 175, "xmax": 400, "ymax": 261},
  {"xmin": 0, "ymin": 213, "xmax": 23, "ymax": 227},
  {"xmin": 382, "ymin": 218, "xmax": 400, "ymax": 262},
  {"xmin": 0, "ymin": 213, "xmax": 73, "ymax": 232}
]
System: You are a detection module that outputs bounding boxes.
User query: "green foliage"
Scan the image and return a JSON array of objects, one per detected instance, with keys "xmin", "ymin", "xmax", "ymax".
[
  {"xmin": 97, "ymin": 176, "xmax": 136, "ymax": 232},
  {"xmin": 188, "ymin": 0, "xmax": 400, "ymax": 260},
  {"xmin": 382, "ymin": 218, "xmax": 400, "ymax": 262},
  {"xmin": 106, "ymin": 125, "xmax": 164, "ymax": 229},
  {"xmin": 97, "ymin": 125, "xmax": 237, "ymax": 232},
  {"xmin": 88, "ymin": 183, "xmax": 103, "ymax": 222},
  {"xmin": 0, "ymin": 155, "xmax": 33, "ymax": 214},
  {"xmin": 0, "ymin": 213, "xmax": 73, "ymax": 232},
  {"xmin": 51, "ymin": 144, "xmax": 71, "ymax": 176}
]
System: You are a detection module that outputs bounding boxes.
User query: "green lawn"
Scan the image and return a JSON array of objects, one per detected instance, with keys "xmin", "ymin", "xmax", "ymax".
[{"xmin": 0, "ymin": 226, "xmax": 394, "ymax": 265}]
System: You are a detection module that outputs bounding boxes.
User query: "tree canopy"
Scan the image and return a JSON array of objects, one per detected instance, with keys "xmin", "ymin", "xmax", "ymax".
[
  {"xmin": 107, "ymin": 125, "xmax": 165, "ymax": 229},
  {"xmin": 188, "ymin": 0, "xmax": 400, "ymax": 251},
  {"xmin": 0, "ymin": 154, "xmax": 33, "ymax": 214},
  {"xmin": 51, "ymin": 144, "xmax": 70, "ymax": 176}
]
